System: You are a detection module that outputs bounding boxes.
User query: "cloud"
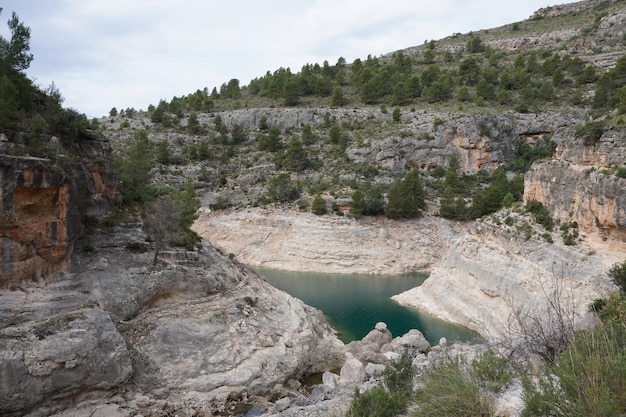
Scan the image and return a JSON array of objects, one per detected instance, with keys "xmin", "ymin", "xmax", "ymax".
[{"xmin": 1, "ymin": 0, "xmax": 550, "ymax": 117}]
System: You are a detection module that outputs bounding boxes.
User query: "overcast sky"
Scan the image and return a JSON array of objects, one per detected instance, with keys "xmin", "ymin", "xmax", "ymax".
[{"xmin": 1, "ymin": 0, "xmax": 556, "ymax": 118}]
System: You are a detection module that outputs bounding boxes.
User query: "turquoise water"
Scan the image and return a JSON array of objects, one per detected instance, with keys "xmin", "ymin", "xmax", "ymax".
[{"xmin": 257, "ymin": 269, "xmax": 477, "ymax": 345}]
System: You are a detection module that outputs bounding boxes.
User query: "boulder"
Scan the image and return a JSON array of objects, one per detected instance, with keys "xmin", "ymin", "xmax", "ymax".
[
  {"xmin": 322, "ymin": 371, "xmax": 340, "ymax": 392},
  {"xmin": 387, "ymin": 329, "xmax": 431, "ymax": 354},
  {"xmin": 346, "ymin": 322, "xmax": 393, "ymax": 364},
  {"xmin": 339, "ymin": 353, "xmax": 367, "ymax": 384},
  {"xmin": 0, "ymin": 308, "xmax": 132, "ymax": 415}
]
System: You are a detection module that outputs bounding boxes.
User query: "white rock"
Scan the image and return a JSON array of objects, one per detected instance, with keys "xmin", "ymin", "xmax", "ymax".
[{"xmin": 340, "ymin": 353, "xmax": 367, "ymax": 384}]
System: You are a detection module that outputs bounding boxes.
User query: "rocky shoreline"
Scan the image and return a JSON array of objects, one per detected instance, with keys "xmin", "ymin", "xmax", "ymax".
[{"xmin": 195, "ymin": 207, "xmax": 624, "ymax": 341}]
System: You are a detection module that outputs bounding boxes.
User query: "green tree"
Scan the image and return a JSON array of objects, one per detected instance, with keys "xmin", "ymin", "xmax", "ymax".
[
  {"xmin": 258, "ymin": 125, "xmax": 283, "ymax": 152},
  {"xmin": 331, "ymin": 86, "xmax": 348, "ymax": 106},
  {"xmin": 231, "ymin": 123, "xmax": 246, "ymax": 144},
  {"xmin": 311, "ymin": 194, "xmax": 327, "ymax": 215},
  {"xmin": 0, "ymin": 75, "xmax": 19, "ymax": 129},
  {"xmin": 267, "ymin": 173, "xmax": 300, "ymax": 203},
  {"xmin": 0, "ymin": 12, "xmax": 34, "ymax": 74},
  {"xmin": 115, "ymin": 130, "xmax": 155, "ymax": 204},
  {"xmin": 392, "ymin": 107, "xmax": 401, "ymax": 122},
  {"xmin": 351, "ymin": 189, "xmax": 365, "ymax": 218},
  {"xmin": 363, "ymin": 184, "xmax": 385, "ymax": 216},
  {"xmin": 283, "ymin": 78, "xmax": 300, "ymax": 106},
  {"xmin": 187, "ymin": 112, "xmax": 201, "ymax": 134},
  {"xmin": 283, "ymin": 139, "xmax": 310, "ymax": 172},
  {"xmin": 301, "ymin": 124, "xmax": 316, "ymax": 145},
  {"xmin": 466, "ymin": 35, "xmax": 485, "ymax": 53},
  {"xmin": 459, "ymin": 57, "xmax": 481, "ymax": 85},
  {"xmin": 608, "ymin": 259, "xmax": 626, "ymax": 294},
  {"xmin": 385, "ymin": 169, "xmax": 425, "ymax": 219},
  {"xmin": 176, "ymin": 178, "xmax": 201, "ymax": 250}
]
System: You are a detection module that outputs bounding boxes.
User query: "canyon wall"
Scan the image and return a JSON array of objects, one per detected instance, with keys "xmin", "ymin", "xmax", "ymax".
[
  {"xmin": 0, "ymin": 133, "xmax": 119, "ymax": 287},
  {"xmin": 395, "ymin": 126, "xmax": 626, "ymax": 339},
  {"xmin": 524, "ymin": 127, "xmax": 626, "ymax": 240}
]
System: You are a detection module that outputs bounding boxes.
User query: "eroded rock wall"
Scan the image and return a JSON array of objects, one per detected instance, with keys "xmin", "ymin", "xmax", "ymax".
[
  {"xmin": 0, "ymin": 133, "xmax": 119, "ymax": 287},
  {"xmin": 524, "ymin": 127, "xmax": 626, "ymax": 241},
  {"xmin": 393, "ymin": 220, "xmax": 620, "ymax": 339}
]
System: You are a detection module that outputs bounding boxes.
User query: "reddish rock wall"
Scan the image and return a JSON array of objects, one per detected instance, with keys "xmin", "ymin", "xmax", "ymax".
[{"xmin": 1, "ymin": 135, "xmax": 120, "ymax": 287}]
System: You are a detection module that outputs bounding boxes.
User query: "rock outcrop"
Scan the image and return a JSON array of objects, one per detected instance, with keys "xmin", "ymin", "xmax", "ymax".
[
  {"xmin": 0, "ymin": 132, "xmax": 120, "ymax": 287},
  {"xmin": 524, "ymin": 126, "xmax": 626, "ymax": 241},
  {"xmin": 0, "ymin": 226, "xmax": 345, "ymax": 416},
  {"xmin": 393, "ymin": 219, "xmax": 622, "ymax": 339}
]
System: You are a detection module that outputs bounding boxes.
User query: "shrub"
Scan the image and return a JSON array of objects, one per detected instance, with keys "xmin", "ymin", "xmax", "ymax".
[
  {"xmin": 608, "ymin": 259, "xmax": 626, "ymax": 294},
  {"xmin": 125, "ymin": 241, "xmax": 148, "ymax": 253},
  {"xmin": 521, "ymin": 322, "xmax": 626, "ymax": 417},
  {"xmin": 525, "ymin": 200, "xmax": 554, "ymax": 230},
  {"xmin": 575, "ymin": 120, "xmax": 606, "ymax": 146},
  {"xmin": 414, "ymin": 357, "xmax": 493, "ymax": 417},
  {"xmin": 471, "ymin": 348, "xmax": 512, "ymax": 393},
  {"xmin": 346, "ymin": 351, "xmax": 413, "ymax": 417},
  {"xmin": 346, "ymin": 386, "xmax": 407, "ymax": 417}
]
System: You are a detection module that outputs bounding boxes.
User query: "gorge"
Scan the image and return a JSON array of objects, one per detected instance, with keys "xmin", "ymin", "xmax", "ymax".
[{"xmin": 1, "ymin": 0, "xmax": 626, "ymax": 416}]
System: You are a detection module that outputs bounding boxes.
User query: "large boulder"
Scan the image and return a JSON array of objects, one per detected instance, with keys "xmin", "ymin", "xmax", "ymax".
[
  {"xmin": 346, "ymin": 322, "xmax": 392, "ymax": 364},
  {"xmin": 339, "ymin": 353, "xmax": 367, "ymax": 384},
  {"xmin": 0, "ymin": 308, "xmax": 131, "ymax": 415},
  {"xmin": 0, "ymin": 228, "xmax": 345, "ymax": 416}
]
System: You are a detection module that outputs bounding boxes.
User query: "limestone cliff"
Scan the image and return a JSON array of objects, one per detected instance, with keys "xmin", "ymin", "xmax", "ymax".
[
  {"xmin": 524, "ymin": 126, "xmax": 626, "ymax": 241},
  {"xmin": 393, "ymin": 219, "xmax": 622, "ymax": 338},
  {"xmin": 193, "ymin": 208, "xmax": 469, "ymax": 275},
  {"xmin": 394, "ymin": 127, "xmax": 626, "ymax": 338},
  {"xmin": 0, "ymin": 132, "xmax": 120, "ymax": 287}
]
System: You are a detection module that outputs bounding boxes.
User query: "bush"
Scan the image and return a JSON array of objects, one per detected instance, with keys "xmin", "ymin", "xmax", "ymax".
[
  {"xmin": 346, "ymin": 351, "xmax": 413, "ymax": 417},
  {"xmin": 525, "ymin": 200, "xmax": 554, "ymax": 230},
  {"xmin": 575, "ymin": 120, "xmax": 606, "ymax": 146},
  {"xmin": 470, "ymin": 348, "xmax": 512, "ymax": 393},
  {"xmin": 346, "ymin": 386, "xmax": 407, "ymax": 417},
  {"xmin": 414, "ymin": 357, "xmax": 493, "ymax": 417},
  {"xmin": 521, "ymin": 322, "xmax": 626, "ymax": 417},
  {"xmin": 608, "ymin": 259, "xmax": 626, "ymax": 294}
]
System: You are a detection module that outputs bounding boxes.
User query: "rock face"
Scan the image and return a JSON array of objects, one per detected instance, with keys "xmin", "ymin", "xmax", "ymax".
[
  {"xmin": 393, "ymin": 220, "xmax": 621, "ymax": 339},
  {"xmin": 0, "ymin": 227, "xmax": 345, "ymax": 416},
  {"xmin": 0, "ymin": 133, "xmax": 120, "ymax": 287},
  {"xmin": 194, "ymin": 208, "xmax": 468, "ymax": 275},
  {"xmin": 394, "ymin": 125, "xmax": 626, "ymax": 340},
  {"xmin": 524, "ymin": 127, "xmax": 626, "ymax": 241}
]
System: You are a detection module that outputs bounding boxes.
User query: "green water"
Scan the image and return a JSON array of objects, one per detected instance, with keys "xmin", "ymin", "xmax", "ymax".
[{"xmin": 257, "ymin": 269, "xmax": 477, "ymax": 345}]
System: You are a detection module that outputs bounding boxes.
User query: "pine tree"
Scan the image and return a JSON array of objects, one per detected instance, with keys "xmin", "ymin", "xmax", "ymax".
[{"xmin": 311, "ymin": 194, "xmax": 327, "ymax": 215}]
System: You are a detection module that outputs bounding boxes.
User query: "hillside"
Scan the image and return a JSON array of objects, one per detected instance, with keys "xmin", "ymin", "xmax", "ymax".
[{"xmin": 101, "ymin": 0, "xmax": 626, "ymax": 223}]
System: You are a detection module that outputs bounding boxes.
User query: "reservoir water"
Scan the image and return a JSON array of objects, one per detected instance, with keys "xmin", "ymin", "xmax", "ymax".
[{"xmin": 257, "ymin": 269, "xmax": 477, "ymax": 345}]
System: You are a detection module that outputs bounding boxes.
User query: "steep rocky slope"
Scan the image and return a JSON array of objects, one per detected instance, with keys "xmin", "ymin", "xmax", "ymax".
[
  {"xmin": 0, "ymin": 133, "xmax": 120, "ymax": 287},
  {"xmin": 394, "ymin": 126, "xmax": 626, "ymax": 338}
]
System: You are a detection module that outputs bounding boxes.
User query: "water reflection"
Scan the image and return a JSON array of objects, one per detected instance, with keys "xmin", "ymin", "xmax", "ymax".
[{"xmin": 257, "ymin": 268, "xmax": 477, "ymax": 344}]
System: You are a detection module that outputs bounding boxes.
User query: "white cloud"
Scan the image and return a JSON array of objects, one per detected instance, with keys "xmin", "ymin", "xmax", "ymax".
[{"xmin": 1, "ymin": 0, "xmax": 551, "ymax": 117}]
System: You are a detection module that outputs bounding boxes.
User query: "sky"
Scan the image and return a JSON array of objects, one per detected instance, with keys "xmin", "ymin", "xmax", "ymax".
[{"xmin": 1, "ymin": 0, "xmax": 556, "ymax": 118}]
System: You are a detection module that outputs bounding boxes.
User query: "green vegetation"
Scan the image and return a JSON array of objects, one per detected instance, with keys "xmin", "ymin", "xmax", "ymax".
[
  {"xmin": 385, "ymin": 169, "xmax": 425, "ymax": 219},
  {"xmin": 608, "ymin": 259, "xmax": 626, "ymax": 294},
  {"xmin": 414, "ymin": 356, "xmax": 493, "ymax": 417},
  {"xmin": 0, "ymin": 12, "xmax": 95, "ymax": 151},
  {"xmin": 346, "ymin": 352, "xmax": 414, "ymax": 417},
  {"xmin": 521, "ymin": 296, "xmax": 626, "ymax": 417}
]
